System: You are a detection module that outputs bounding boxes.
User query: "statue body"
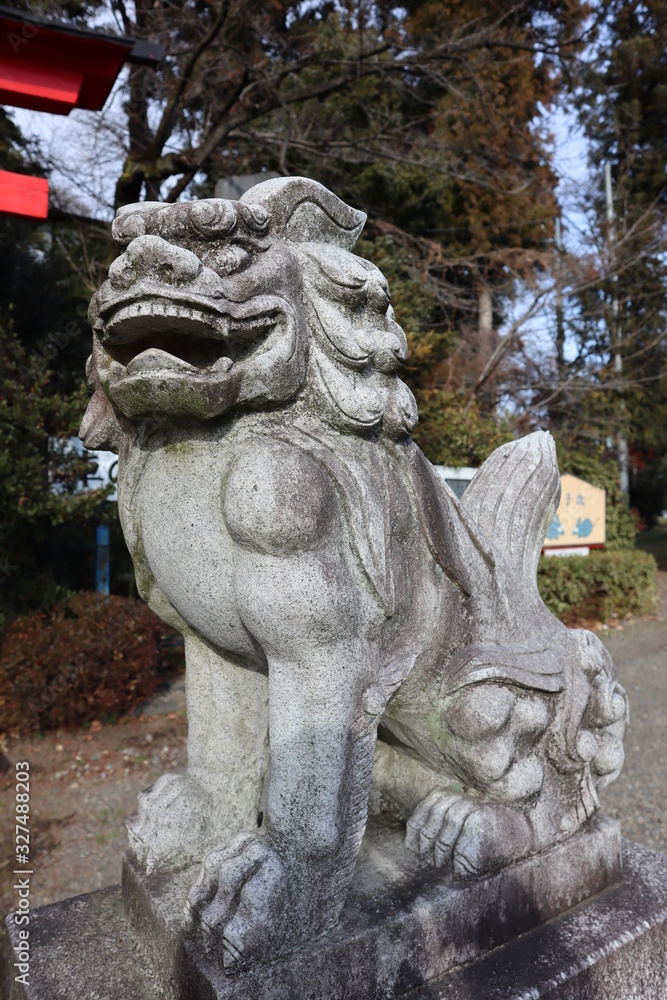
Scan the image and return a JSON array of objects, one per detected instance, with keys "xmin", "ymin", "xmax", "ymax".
[{"xmin": 81, "ymin": 178, "xmax": 628, "ymax": 971}]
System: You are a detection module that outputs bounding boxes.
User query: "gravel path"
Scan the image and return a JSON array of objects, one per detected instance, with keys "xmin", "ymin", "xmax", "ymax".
[
  {"xmin": 0, "ymin": 709, "xmax": 187, "ymax": 918},
  {"xmin": 597, "ymin": 570, "xmax": 667, "ymax": 854}
]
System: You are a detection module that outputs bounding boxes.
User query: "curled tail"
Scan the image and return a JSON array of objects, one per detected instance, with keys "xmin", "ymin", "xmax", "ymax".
[{"xmin": 462, "ymin": 431, "xmax": 560, "ymax": 601}]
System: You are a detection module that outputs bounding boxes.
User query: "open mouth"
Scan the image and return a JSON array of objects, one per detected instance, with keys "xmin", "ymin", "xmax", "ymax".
[
  {"xmin": 103, "ymin": 297, "xmax": 228, "ymax": 344},
  {"xmin": 100, "ymin": 295, "xmax": 283, "ymax": 373}
]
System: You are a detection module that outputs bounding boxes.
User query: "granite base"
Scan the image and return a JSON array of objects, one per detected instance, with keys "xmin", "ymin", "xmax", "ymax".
[
  {"xmin": 6, "ymin": 821, "xmax": 667, "ymax": 1000},
  {"xmin": 121, "ymin": 814, "xmax": 622, "ymax": 1000}
]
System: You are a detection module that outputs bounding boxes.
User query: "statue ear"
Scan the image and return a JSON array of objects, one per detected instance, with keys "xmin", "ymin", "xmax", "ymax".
[{"xmin": 240, "ymin": 176, "xmax": 366, "ymax": 250}]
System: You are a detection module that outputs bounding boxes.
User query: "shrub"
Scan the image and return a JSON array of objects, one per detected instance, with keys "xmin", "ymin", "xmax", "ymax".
[
  {"xmin": 412, "ymin": 389, "xmax": 513, "ymax": 467},
  {"xmin": 0, "ymin": 325, "xmax": 113, "ymax": 623},
  {"xmin": 537, "ymin": 549, "xmax": 658, "ymax": 625},
  {"xmin": 0, "ymin": 593, "xmax": 163, "ymax": 734}
]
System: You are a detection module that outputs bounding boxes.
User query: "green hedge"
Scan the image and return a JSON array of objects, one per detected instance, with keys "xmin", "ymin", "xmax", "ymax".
[{"xmin": 537, "ymin": 549, "xmax": 657, "ymax": 624}]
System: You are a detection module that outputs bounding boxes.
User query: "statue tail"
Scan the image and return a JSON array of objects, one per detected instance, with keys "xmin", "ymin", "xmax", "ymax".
[{"xmin": 461, "ymin": 431, "xmax": 560, "ymax": 599}]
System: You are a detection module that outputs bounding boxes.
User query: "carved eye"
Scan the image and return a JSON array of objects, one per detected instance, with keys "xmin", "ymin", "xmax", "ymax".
[
  {"xmin": 202, "ymin": 244, "xmax": 250, "ymax": 276},
  {"xmin": 327, "ymin": 283, "xmax": 367, "ymax": 312},
  {"xmin": 190, "ymin": 200, "xmax": 237, "ymax": 238},
  {"xmin": 112, "ymin": 210, "xmax": 147, "ymax": 247},
  {"xmin": 237, "ymin": 202, "xmax": 269, "ymax": 233}
]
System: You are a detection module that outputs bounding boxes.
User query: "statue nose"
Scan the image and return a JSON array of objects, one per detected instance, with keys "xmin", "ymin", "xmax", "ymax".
[{"xmin": 107, "ymin": 235, "xmax": 203, "ymax": 291}]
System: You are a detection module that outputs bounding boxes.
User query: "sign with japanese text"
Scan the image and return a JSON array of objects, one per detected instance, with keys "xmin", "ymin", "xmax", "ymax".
[{"xmin": 543, "ymin": 474, "xmax": 606, "ymax": 549}]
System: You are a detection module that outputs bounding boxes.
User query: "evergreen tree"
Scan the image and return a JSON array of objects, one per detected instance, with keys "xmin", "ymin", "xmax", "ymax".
[
  {"xmin": 1, "ymin": 1, "xmax": 591, "ymax": 470},
  {"xmin": 47, "ymin": 0, "xmax": 586, "ymax": 458},
  {"xmin": 571, "ymin": 0, "xmax": 667, "ymax": 521},
  {"xmin": 0, "ymin": 326, "xmax": 111, "ymax": 625},
  {"xmin": 0, "ymin": 111, "xmax": 113, "ymax": 618}
]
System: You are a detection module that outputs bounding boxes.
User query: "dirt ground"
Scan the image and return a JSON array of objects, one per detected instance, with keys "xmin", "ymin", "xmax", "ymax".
[
  {"xmin": 0, "ymin": 703, "xmax": 188, "ymax": 921},
  {"xmin": 0, "ymin": 575, "xmax": 664, "ymax": 949}
]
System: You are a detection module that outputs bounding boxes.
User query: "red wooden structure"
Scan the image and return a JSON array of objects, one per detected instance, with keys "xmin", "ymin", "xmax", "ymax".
[
  {"xmin": 0, "ymin": 169, "xmax": 48, "ymax": 219},
  {"xmin": 0, "ymin": 6, "xmax": 163, "ymax": 218}
]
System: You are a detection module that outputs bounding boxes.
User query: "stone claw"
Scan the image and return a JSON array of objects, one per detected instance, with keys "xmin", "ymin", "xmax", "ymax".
[
  {"xmin": 187, "ymin": 833, "xmax": 290, "ymax": 970},
  {"xmin": 406, "ymin": 791, "xmax": 537, "ymax": 876},
  {"xmin": 406, "ymin": 789, "xmax": 475, "ymax": 866}
]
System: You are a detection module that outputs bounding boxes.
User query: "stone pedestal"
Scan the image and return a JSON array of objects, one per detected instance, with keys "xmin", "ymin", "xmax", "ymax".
[
  {"xmin": 121, "ymin": 815, "xmax": 622, "ymax": 1000},
  {"xmin": 415, "ymin": 837, "xmax": 667, "ymax": 999},
  {"xmin": 7, "ymin": 817, "xmax": 667, "ymax": 1000}
]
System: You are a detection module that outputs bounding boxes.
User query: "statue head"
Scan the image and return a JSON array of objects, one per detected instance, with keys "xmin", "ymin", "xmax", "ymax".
[{"xmin": 80, "ymin": 177, "xmax": 417, "ymax": 450}]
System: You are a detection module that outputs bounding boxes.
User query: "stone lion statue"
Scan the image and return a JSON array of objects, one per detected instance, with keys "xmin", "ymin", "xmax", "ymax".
[{"xmin": 81, "ymin": 177, "xmax": 628, "ymax": 971}]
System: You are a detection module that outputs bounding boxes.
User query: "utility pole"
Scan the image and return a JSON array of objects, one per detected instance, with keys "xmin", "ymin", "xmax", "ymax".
[
  {"xmin": 604, "ymin": 163, "xmax": 630, "ymax": 499},
  {"xmin": 554, "ymin": 217, "xmax": 565, "ymax": 384}
]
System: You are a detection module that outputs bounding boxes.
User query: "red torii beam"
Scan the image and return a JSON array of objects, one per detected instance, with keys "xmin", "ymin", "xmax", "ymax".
[
  {"xmin": 0, "ymin": 170, "xmax": 48, "ymax": 220},
  {"xmin": 0, "ymin": 6, "xmax": 163, "ymax": 218}
]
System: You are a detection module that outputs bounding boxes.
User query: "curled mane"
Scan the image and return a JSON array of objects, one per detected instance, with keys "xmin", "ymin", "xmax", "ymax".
[{"xmin": 242, "ymin": 179, "xmax": 418, "ymax": 441}]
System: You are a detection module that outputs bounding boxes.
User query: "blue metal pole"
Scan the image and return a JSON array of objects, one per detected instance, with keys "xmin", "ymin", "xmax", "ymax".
[{"xmin": 95, "ymin": 524, "xmax": 110, "ymax": 595}]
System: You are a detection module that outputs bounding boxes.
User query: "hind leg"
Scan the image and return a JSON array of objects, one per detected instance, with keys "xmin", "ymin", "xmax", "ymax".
[{"xmin": 402, "ymin": 663, "xmax": 628, "ymax": 876}]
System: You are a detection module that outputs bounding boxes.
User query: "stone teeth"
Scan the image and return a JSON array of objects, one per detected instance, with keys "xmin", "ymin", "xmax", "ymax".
[
  {"xmin": 230, "ymin": 315, "xmax": 275, "ymax": 333},
  {"xmin": 104, "ymin": 298, "xmax": 226, "ymax": 333}
]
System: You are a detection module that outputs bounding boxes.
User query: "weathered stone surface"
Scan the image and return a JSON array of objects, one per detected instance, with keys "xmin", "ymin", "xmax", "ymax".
[
  {"xmin": 409, "ymin": 838, "xmax": 667, "ymax": 999},
  {"xmin": 6, "ymin": 835, "xmax": 667, "ymax": 1000},
  {"xmin": 121, "ymin": 815, "xmax": 621, "ymax": 1000},
  {"xmin": 79, "ymin": 176, "xmax": 630, "ymax": 970},
  {"xmin": 4, "ymin": 886, "xmax": 165, "ymax": 1000}
]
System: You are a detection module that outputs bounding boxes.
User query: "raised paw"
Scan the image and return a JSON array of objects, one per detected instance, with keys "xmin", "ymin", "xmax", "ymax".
[
  {"xmin": 186, "ymin": 833, "xmax": 293, "ymax": 970},
  {"xmin": 127, "ymin": 773, "xmax": 214, "ymax": 873},
  {"xmin": 406, "ymin": 791, "xmax": 535, "ymax": 876}
]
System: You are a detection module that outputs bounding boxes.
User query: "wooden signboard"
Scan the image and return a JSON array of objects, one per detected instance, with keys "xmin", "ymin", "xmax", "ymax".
[{"xmin": 543, "ymin": 474, "xmax": 606, "ymax": 550}]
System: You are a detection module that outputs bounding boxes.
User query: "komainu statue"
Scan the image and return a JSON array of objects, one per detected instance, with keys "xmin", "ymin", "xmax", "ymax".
[{"xmin": 80, "ymin": 177, "xmax": 628, "ymax": 971}]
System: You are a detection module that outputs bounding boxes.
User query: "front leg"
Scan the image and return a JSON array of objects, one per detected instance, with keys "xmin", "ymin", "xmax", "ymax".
[
  {"xmin": 186, "ymin": 442, "xmax": 384, "ymax": 967},
  {"xmin": 187, "ymin": 637, "xmax": 379, "ymax": 966}
]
